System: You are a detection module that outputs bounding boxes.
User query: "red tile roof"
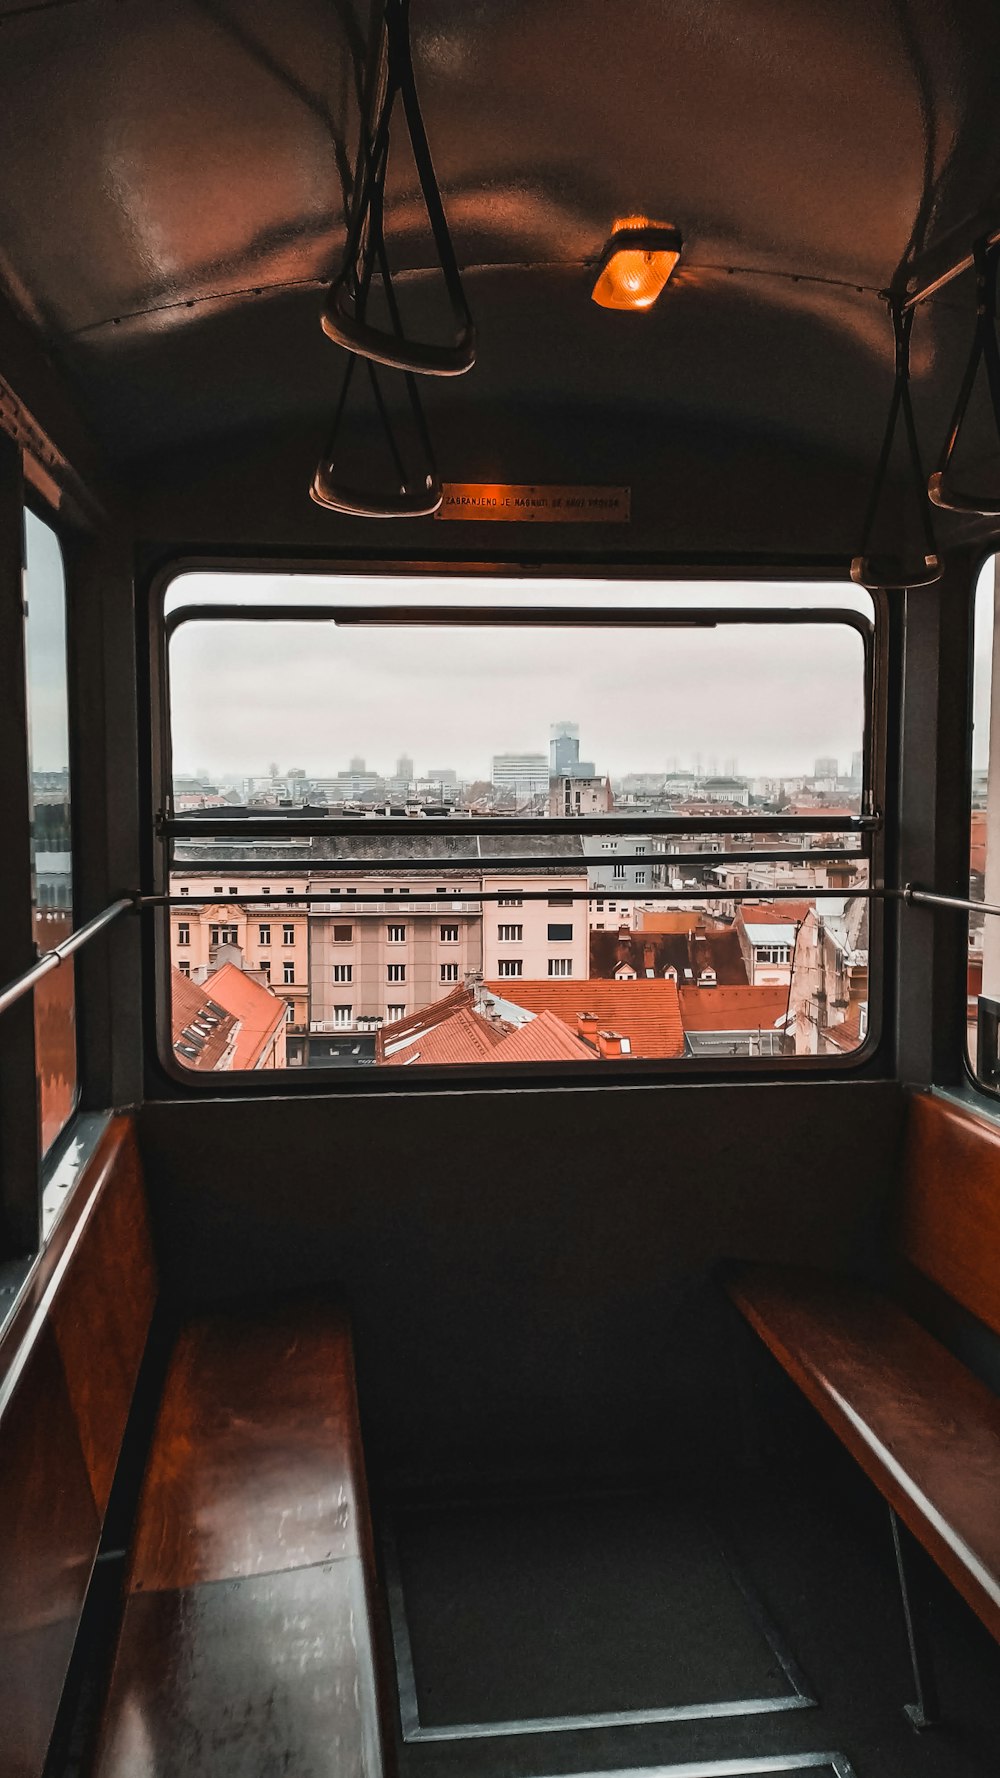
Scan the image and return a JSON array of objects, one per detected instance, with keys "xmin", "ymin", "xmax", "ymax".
[
  {"xmin": 199, "ymin": 961, "xmax": 287, "ymax": 1068},
  {"xmin": 735, "ymin": 900, "xmax": 813, "ymax": 926},
  {"xmin": 824, "ymin": 1002, "xmax": 867, "ymax": 1052},
  {"xmin": 486, "ymin": 979, "xmax": 685, "ymax": 1058},
  {"xmin": 379, "ymin": 990, "xmax": 594, "ymax": 1066},
  {"xmin": 171, "ymin": 967, "xmax": 239, "ymax": 1070},
  {"xmin": 679, "ymin": 985, "xmax": 789, "ymax": 1032},
  {"xmin": 492, "ymin": 1009, "xmax": 596, "ymax": 1063}
]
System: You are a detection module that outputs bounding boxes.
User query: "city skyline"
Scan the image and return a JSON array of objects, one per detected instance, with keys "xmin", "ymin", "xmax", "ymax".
[{"xmin": 167, "ymin": 574, "xmax": 868, "ymax": 782}]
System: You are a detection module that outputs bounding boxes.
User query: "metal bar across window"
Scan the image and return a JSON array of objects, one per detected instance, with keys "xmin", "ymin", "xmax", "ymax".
[
  {"xmin": 162, "ymin": 814, "xmax": 879, "ymax": 839},
  {"xmin": 0, "ymin": 898, "xmax": 132, "ymax": 1021},
  {"xmin": 903, "ymin": 885, "xmax": 1000, "ymax": 918},
  {"xmin": 144, "ymin": 886, "xmax": 878, "ymax": 908},
  {"xmin": 166, "ymin": 847, "xmax": 865, "ymax": 874}
]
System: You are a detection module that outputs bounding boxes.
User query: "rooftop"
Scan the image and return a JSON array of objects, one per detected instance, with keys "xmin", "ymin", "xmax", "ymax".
[{"xmin": 486, "ymin": 979, "xmax": 685, "ymax": 1059}]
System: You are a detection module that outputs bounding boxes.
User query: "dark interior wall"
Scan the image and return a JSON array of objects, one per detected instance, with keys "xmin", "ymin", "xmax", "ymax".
[{"xmin": 139, "ymin": 1078, "xmax": 903, "ymax": 1485}]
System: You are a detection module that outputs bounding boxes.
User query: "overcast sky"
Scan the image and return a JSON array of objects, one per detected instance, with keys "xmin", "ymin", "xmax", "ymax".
[
  {"xmin": 166, "ymin": 572, "xmax": 876, "ymax": 781},
  {"xmin": 25, "ymin": 511, "xmax": 70, "ymax": 773}
]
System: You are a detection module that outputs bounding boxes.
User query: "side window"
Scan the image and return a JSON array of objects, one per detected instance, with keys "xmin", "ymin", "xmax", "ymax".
[{"xmin": 24, "ymin": 511, "xmax": 76, "ymax": 1155}]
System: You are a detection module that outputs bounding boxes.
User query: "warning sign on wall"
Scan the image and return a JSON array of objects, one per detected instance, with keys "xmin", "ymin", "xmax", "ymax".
[{"xmin": 437, "ymin": 483, "xmax": 630, "ymax": 522}]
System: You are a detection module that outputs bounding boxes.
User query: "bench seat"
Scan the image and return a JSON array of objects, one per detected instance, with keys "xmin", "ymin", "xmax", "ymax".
[
  {"xmin": 93, "ymin": 1294, "xmax": 388, "ymax": 1778},
  {"xmin": 727, "ymin": 1262, "xmax": 1000, "ymax": 1643}
]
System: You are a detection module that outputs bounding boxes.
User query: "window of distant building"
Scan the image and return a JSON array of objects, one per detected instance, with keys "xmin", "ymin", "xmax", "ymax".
[
  {"xmin": 177, "ymin": 923, "xmax": 190, "ymax": 946},
  {"xmin": 613, "ymin": 864, "xmax": 626, "ymax": 880},
  {"xmin": 387, "ymin": 962, "xmax": 406, "ymax": 982},
  {"xmin": 333, "ymin": 924, "xmax": 353, "ymax": 942},
  {"xmin": 177, "ymin": 959, "xmax": 191, "ymax": 976},
  {"xmin": 229, "ymin": 885, "xmax": 238, "ymax": 895},
  {"xmin": 498, "ymin": 923, "xmax": 523, "ymax": 942},
  {"xmin": 209, "ymin": 923, "xmax": 238, "ymax": 945},
  {"xmin": 333, "ymin": 964, "xmax": 353, "ymax": 982},
  {"xmin": 756, "ymin": 944, "xmax": 792, "ymax": 965},
  {"xmin": 387, "ymin": 1004, "xmax": 406, "ymax": 1022},
  {"xmin": 601, "ymin": 841, "xmax": 617, "ymax": 851},
  {"xmin": 498, "ymin": 896, "xmax": 522, "ymax": 907},
  {"xmin": 547, "ymin": 923, "xmax": 573, "ymax": 941},
  {"xmin": 282, "ymin": 923, "xmax": 295, "ymax": 945},
  {"xmin": 260, "ymin": 960, "xmax": 271, "ymax": 980},
  {"xmin": 441, "ymin": 962, "xmax": 460, "ymax": 982},
  {"xmin": 334, "ymin": 1005, "xmax": 352, "ymax": 1027},
  {"xmin": 283, "ymin": 961, "xmax": 295, "ymax": 984},
  {"xmin": 440, "ymin": 924, "xmax": 459, "ymax": 942},
  {"xmin": 180, "ymin": 885, "xmax": 189, "ymax": 895},
  {"xmin": 635, "ymin": 871, "xmax": 646, "ymax": 886},
  {"xmin": 258, "ymin": 923, "xmax": 271, "ymax": 945},
  {"xmin": 548, "ymin": 894, "xmax": 573, "ymax": 906},
  {"xmin": 387, "ymin": 924, "xmax": 406, "ymax": 943},
  {"xmin": 548, "ymin": 959, "xmax": 573, "ymax": 977},
  {"xmin": 498, "ymin": 959, "xmax": 523, "ymax": 978}
]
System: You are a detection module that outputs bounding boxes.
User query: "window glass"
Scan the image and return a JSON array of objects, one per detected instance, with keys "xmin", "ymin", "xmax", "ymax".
[
  {"xmin": 164, "ymin": 574, "xmax": 874, "ymax": 1073},
  {"xmin": 24, "ymin": 512, "xmax": 76, "ymax": 1151}
]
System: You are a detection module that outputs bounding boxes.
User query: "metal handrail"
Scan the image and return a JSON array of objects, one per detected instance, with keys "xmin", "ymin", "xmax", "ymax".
[
  {"xmin": 904, "ymin": 885, "xmax": 1000, "ymax": 918},
  {"xmin": 0, "ymin": 898, "xmax": 133, "ymax": 1021}
]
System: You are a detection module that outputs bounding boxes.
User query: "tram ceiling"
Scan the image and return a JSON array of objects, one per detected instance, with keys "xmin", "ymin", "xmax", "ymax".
[{"xmin": 2, "ymin": 0, "xmax": 1000, "ymax": 550}]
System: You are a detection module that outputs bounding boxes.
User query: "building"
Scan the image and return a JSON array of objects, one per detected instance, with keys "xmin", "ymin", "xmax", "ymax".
[
  {"xmin": 734, "ymin": 901, "xmax": 814, "ymax": 987},
  {"xmin": 549, "ymin": 774, "xmax": 613, "ymax": 817},
  {"xmin": 787, "ymin": 896, "xmax": 869, "ymax": 1055},
  {"xmin": 169, "ymin": 881, "xmax": 310, "ymax": 1061},
  {"xmin": 587, "ymin": 833, "xmax": 656, "ymax": 897},
  {"xmin": 814, "ymin": 756, "xmax": 839, "ymax": 780},
  {"xmin": 550, "ymin": 722, "xmax": 596, "ymax": 779},
  {"xmin": 592, "ymin": 923, "xmax": 749, "ymax": 987},
  {"xmin": 479, "ymin": 835, "xmax": 589, "ymax": 985},
  {"xmin": 491, "ymin": 752, "xmax": 548, "ymax": 801},
  {"xmin": 698, "ymin": 776, "xmax": 751, "ymax": 807}
]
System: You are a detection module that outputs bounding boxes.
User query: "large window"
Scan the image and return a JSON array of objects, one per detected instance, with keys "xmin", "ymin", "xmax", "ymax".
[
  {"xmin": 24, "ymin": 512, "xmax": 76, "ymax": 1152},
  {"xmin": 160, "ymin": 572, "xmax": 876, "ymax": 1075}
]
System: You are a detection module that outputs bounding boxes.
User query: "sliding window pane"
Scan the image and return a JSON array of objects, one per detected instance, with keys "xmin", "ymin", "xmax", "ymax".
[{"xmin": 24, "ymin": 511, "xmax": 76, "ymax": 1153}]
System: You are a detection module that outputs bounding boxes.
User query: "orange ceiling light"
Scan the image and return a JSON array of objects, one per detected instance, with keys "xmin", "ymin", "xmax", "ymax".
[{"xmin": 591, "ymin": 217, "xmax": 682, "ymax": 311}]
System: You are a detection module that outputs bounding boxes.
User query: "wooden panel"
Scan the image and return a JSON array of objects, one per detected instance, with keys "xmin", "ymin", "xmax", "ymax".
[
  {"xmin": 0, "ymin": 1326, "xmax": 99, "ymax": 1778},
  {"xmin": 93, "ymin": 1560, "xmax": 385, "ymax": 1778},
  {"xmin": 727, "ymin": 1263, "xmax": 1000, "ymax": 1644},
  {"xmin": 129, "ymin": 1296, "xmax": 372, "ymax": 1593},
  {"xmin": 900, "ymin": 1091, "xmax": 1000, "ymax": 1340},
  {"xmin": 50, "ymin": 1118, "xmax": 157, "ymax": 1514}
]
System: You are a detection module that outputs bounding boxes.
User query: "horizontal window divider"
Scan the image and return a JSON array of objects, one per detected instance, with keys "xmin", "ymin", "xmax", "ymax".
[
  {"xmin": 165, "ymin": 603, "xmax": 875, "ymax": 638},
  {"xmin": 161, "ymin": 813, "xmax": 879, "ymax": 839},
  {"xmin": 0, "ymin": 897, "xmax": 134, "ymax": 1021},
  {"xmin": 165, "ymin": 846, "xmax": 866, "ymax": 876},
  {"xmin": 144, "ymin": 885, "xmax": 879, "ymax": 909}
]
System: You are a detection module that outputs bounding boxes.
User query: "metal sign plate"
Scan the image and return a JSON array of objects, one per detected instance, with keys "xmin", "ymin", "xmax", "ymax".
[{"xmin": 437, "ymin": 483, "xmax": 630, "ymax": 522}]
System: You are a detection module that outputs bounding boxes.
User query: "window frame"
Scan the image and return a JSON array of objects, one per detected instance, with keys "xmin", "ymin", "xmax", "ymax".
[{"xmin": 146, "ymin": 559, "xmax": 887, "ymax": 1093}]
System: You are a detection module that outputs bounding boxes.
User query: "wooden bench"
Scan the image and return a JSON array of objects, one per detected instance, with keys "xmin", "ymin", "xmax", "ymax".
[
  {"xmin": 0, "ymin": 1115, "xmax": 389, "ymax": 1778},
  {"xmin": 726, "ymin": 1091, "xmax": 1000, "ymax": 1726}
]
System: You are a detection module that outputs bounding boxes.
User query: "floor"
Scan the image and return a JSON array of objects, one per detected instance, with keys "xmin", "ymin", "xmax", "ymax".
[{"xmin": 377, "ymin": 1443, "xmax": 1000, "ymax": 1778}]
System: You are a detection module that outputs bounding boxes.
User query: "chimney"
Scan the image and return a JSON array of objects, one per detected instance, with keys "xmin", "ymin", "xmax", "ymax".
[
  {"xmin": 616, "ymin": 927, "xmax": 631, "ymax": 964},
  {"xmin": 577, "ymin": 1011, "xmax": 600, "ymax": 1046},
  {"xmin": 597, "ymin": 1029, "xmax": 632, "ymax": 1058},
  {"xmin": 643, "ymin": 941, "xmax": 656, "ymax": 977}
]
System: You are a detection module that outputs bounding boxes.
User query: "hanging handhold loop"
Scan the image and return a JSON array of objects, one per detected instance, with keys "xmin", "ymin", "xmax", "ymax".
[
  {"xmin": 310, "ymin": 349, "xmax": 442, "ymax": 518},
  {"xmin": 851, "ymin": 299, "xmax": 942, "ymax": 589},
  {"xmin": 928, "ymin": 237, "xmax": 1000, "ymax": 514},
  {"xmin": 321, "ymin": 0, "xmax": 475, "ymax": 377}
]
